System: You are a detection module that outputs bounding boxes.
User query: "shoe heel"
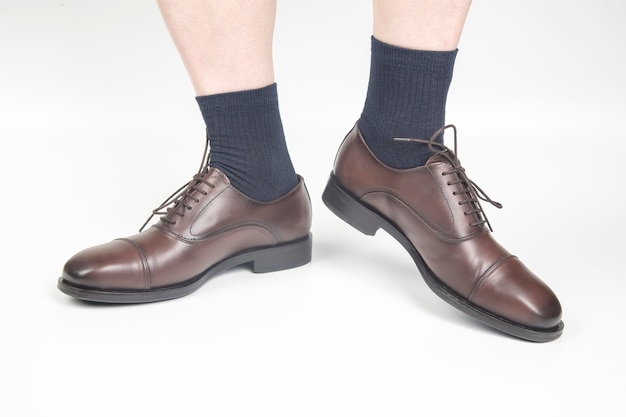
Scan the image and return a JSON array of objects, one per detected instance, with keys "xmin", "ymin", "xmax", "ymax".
[
  {"xmin": 251, "ymin": 234, "xmax": 312, "ymax": 273},
  {"xmin": 322, "ymin": 173, "xmax": 380, "ymax": 236}
]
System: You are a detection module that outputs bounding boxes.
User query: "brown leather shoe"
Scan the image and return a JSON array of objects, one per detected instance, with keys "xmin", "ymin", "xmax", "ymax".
[
  {"xmin": 58, "ymin": 164, "xmax": 312, "ymax": 303},
  {"xmin": 323, "ymin": 124, "xmax": 563, "ymax": 342}
]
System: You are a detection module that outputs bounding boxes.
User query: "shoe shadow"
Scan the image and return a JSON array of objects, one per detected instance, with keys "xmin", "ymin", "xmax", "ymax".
[{"xmin": 313, "ymin": 232, "xmax": 516, "ymax": 340}]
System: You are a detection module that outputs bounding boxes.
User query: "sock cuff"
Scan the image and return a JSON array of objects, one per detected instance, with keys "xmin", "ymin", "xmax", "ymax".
[
  {"xmin": 196, "ymin": 83, "xmax": 279, "ymax": 117},
  {"xmin": 371, "ymin": 36, "xmax": 458, "ymax": 73}
]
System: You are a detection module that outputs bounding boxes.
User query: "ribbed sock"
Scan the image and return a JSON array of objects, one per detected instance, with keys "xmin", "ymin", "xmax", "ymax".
[
  {"xmin": 358, "ymin": 37, "xmax": 458, "ymax": 168},
  {"xmin": 196, "ymin": 83, "xmax": 298, "ymax": 201}
]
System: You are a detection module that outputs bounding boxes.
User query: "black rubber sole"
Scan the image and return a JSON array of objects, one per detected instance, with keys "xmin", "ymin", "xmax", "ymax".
[
  {"xmin": 58, "ymin": 234, "xmax": 312, "ymax": 304},
  {"xmin": 322, "ymin": 173, "xmax": 564, "ymax": 342}
]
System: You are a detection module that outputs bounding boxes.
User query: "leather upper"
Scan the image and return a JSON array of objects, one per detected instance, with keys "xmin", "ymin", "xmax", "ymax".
[
  {"xmin": 333, "ymin": 125, "xmax": 562, "ymax": 329},
  {"xmin": 62, "ymin": 168, "xmax": 312, "ymax": 291}
]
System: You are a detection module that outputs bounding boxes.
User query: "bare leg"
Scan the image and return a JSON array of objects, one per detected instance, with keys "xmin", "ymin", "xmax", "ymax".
[
  {"xmin": 59, "ymin": 0, "xmax": 311, "ymax": 304},
  {"xmin": 373, "ymin": 0, "xmax": 472, "ymax": 51},
  {"xmin": 157, "ymin": 0, "xmax": 276, "ymax": 96},
  {"xmin": 358, "ymin": 0, "xmax": 472, "ymax": 168},
  {"xmin": 323, "ymin": 0, "xmax": 563, "ymax": 341},
  {"xmin": 156, "ymin": 0, "xmax": 297, "ymax": 202}
]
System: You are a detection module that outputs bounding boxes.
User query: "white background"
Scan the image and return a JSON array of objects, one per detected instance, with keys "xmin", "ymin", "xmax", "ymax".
[{"xmin": 2, "ymin": 1, "xmax": 625, "ymax": 416}]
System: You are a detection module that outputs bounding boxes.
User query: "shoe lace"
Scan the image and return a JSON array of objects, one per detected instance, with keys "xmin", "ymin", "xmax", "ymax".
[
  {"xmin": 394, "ymin": 125, "xmax": 502, "ymax": 232},
  {"xmin": 139, "ymin": 135, "xmax": 215, "ymax": 232}
]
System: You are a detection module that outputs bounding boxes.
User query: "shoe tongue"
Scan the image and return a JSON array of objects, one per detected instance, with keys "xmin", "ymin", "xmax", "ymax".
[{"xmin": 425, "ymin": 152, "xmax": 450, "ymax": 165}]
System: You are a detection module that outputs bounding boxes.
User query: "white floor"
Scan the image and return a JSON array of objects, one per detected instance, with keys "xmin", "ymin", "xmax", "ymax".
[{"xmin": 2, "ymin": 1, "xmax": 626, "ymax": 416}]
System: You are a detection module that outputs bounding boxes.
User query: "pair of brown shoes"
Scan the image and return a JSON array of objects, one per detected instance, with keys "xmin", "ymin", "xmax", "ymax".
[{"xmin": 58, "ymin": 124, "xmax": 564, "ymax": 342}]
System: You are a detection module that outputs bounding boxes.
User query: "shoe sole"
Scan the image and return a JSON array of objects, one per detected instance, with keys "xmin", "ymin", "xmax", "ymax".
[
  {"xmin": 322, "ymin": 173, "xmax": 564, "ymax": 342},
  {"xmin": 57, "ymin": 234, "xmax": 312, "ymax": 304}
]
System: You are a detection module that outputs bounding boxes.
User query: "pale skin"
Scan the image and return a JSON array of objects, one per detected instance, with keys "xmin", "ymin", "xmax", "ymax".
[{"xmin": 157, "ymin": 0, "xmax": 472, "ymax": 96}]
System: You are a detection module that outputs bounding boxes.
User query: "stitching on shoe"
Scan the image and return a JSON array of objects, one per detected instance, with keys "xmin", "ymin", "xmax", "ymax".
[
  {"xmin": 158, "ymin": 223, "xmax": 278, "ymax": 246},
  {"xmin": 361, "ymin": 191, "xmax": 486, "ymax": 242},
  {"xmin": 467, "ymin": 254, "xmax": 517, "ymax": 301},
  {"xmin": 115, "ymin": 238, "xmax": 152, "ymax": 289}
]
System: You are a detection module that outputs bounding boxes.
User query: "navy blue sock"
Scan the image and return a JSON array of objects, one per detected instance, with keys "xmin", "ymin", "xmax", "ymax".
[
  {"xmin": 196, "ymin": 84, "xmax": 298, "ymax": 201},
  {"xmin": 359, "ymin": 37, "xmax": 458, "ymax": 168}
]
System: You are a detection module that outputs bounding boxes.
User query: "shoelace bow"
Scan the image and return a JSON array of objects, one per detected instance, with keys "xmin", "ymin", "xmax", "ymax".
[
  {"xmin": 394, "ymin": 125, "xmax": 502, "ymax": 232},
  {"xmin": 139, "ymin": 136, "xmax": 215, "ymax": 232}
]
